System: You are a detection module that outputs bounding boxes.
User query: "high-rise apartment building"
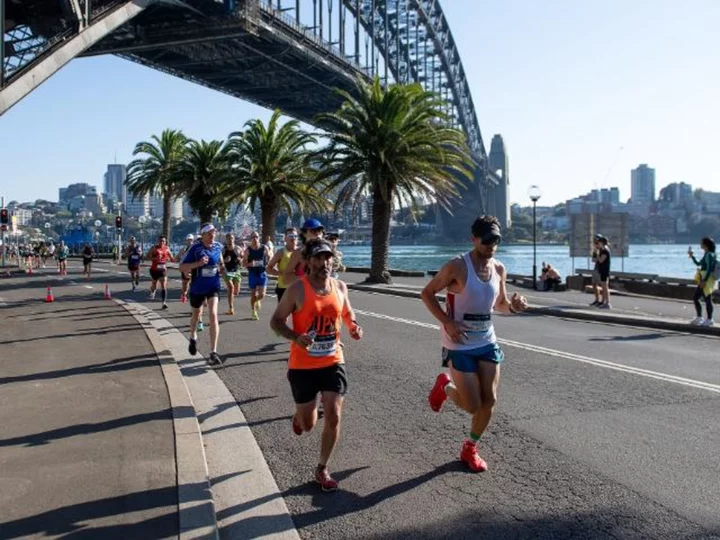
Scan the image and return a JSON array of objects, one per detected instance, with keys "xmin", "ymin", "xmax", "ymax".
[
  {"xmin": 104, "ymin": 164, "xmax": 127, "ymax": 204},
  {"xmin": 631, "ymin": 164, "xmax": 656, "ymax": 203},
  {"xmin": 488, "ymin": 134, "xmax": 510, "ymax": 228}
]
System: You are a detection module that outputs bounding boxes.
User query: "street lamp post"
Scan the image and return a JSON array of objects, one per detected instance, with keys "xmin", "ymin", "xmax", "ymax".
[
  {"xmin": 93, "ymin": 220, "xmax": 102, "ymax": 251},
  {"xmin": 528, "ymin": 185, "xmax": 542, "ymax": 290}
]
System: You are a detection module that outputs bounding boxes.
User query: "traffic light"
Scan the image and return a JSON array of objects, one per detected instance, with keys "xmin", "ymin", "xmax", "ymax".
[
  {"xmin": 115, "ymin": 215, "xmax": 122, "ymax": 230},
  {"xmin": 0, "ymin": 208, "xmax": 8, "ymax": 225}
]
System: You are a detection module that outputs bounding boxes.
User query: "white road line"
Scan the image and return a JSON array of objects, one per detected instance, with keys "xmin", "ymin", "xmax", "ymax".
[
  {"xmin": 83, "ymin": 285, "xmax": 94, "ymax": 289},
  {"xmin": 354, "ymin": 309, "xmax": 720, "ymax": 394}
]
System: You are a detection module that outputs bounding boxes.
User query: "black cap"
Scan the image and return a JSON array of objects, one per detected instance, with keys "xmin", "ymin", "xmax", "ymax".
[{"xmin": 308, "ymin": 243, "xmax": 334, "ymax": 258}]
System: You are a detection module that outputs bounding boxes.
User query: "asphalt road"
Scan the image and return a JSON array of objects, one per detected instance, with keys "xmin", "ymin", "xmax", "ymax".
[{"xmin": 13, "ymin": 262, "xmax": 719, "ymax": 540}]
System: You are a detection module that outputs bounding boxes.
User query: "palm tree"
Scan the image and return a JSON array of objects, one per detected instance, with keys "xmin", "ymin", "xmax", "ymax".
[
  {"xmin": 315, "ymin": 77, "xmax": 474, "ymax": 283},
  {"xmin": 126, "ymin": 129, "xmax": 187, "ymax": 239},
  {"xmin": 176, "ymin": 139, "xmax": 234, "ymax": 223},
  {"xmin": 226, "ymin": 110, "xmax": 325, "ymax": 240}
]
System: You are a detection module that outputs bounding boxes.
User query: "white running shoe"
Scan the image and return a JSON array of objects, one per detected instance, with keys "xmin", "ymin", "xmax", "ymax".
[
  {"xmin": 149, "ymin": 290, "xmax": 156, "ymax": 300},
  {"xmin": 690, "ymin": 317, "xmax": 704, "ymax": 325},
  {"xmin": 701, "ymin": 319, "xmax": 715, "ymax": 327}
]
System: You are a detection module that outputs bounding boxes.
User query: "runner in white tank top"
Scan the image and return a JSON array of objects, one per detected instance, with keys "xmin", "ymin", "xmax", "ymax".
[{"xmin": 421, "ymin": 216, "xmax": 528, "ymax": 473}]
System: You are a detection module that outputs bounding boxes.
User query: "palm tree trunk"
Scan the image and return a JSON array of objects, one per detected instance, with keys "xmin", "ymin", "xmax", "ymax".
[
  {"xmin": 162, "ymin": 191, "xmax": 172, "ymax": 240},
  {"xmin": 260, "ymin": 195, "xmax": 279, "ymax": 242},
  {"xmin": 368, "ymin": 188, "xmax": 393, "ymax": 284}
]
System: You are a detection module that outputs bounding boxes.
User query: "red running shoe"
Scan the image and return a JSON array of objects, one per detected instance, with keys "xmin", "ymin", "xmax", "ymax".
[
  {"xmin": 314, "ymin": 467, "xmax": 338, "ymax": 492},
  {"xmin": 428, "ymin": 373, "xmax": 451, "ymax": 412},
  {"xmin": 460, "ymin": 441, "xmax": 488, "ymax": 472},
  {"xmin": 292, "ymin": 415, "xmax": 302, "ymax": 436}
]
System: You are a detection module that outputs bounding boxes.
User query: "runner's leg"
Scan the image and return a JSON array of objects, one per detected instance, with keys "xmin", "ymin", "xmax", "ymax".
[
  {"xmin": 295, "ymin": 400, "xmax": 319, "ymax": 432},
  {"xmin": 447, "ymin": 365, "xmax": 481, "ymax": 414},
  {"xmin": 160, "ymin": 275, "xmax": 168, "ymax": 307},
  {"xmin": 208, "ymin": 296, "xmax": 220, "ymax": 353},
  {"xmin": 472, "ymin": 361, "xmax": 500, "ymax": 437},
  {"xmin": 319, "ymin": 392, "xmax": 343, "ymax": 467}
]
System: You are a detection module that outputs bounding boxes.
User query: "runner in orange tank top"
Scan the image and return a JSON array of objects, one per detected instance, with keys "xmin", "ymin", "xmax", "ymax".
[{"xmin": 271, "ymin": 238, "xmax": 363, "ymax": 492}]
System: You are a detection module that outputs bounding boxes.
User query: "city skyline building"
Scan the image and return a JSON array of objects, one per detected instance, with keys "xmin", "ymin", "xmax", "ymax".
[
  {"xmin": 124, "ymin": 193, "xmax": 150, "ymax": 218},
  {"xmin": 488, "ymin": 134, "xmax": 510, "ymax": 228},
  {"xmin": 631, "ymin": 164, "xmax": 656, "ymax": 203},
  {"xmin": 104, "ymin": 164, "xmax": 127, "ymax": 204}
]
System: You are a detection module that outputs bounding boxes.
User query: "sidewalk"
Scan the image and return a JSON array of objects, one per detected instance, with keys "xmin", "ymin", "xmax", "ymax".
[
  {"xmin": 341, "ymin": 271, "xmax": 720, "ymax": 337},
  {"xmin": 0, "ymin": 277, "xmax": 193, "ymax": 538}
]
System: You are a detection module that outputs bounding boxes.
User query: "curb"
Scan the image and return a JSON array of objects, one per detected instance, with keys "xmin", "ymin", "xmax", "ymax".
[
  {"xmin": 116, "ymin": 299, "xmax": 218, "ymax": 540},
  {"xmin": 347, "ymin": 283, "xmax": 720, "ymax": 337},
  {"xmin": 121, "ymin": 300, "xmax": 301, "ymax": 540}
]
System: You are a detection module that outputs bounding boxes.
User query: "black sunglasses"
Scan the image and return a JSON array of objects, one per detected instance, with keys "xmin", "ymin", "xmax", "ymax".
[{"xmin": 480, "ymin": 233, "xmax": 502, "ymax": 246}]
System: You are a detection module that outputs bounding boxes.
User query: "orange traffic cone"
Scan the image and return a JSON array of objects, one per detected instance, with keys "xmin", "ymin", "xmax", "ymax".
[
  {"xmin": 45, "ymin": 286, "xmax": 55, "ymax": 303},
  {"xmin": 104, "ymin": 284, "xmax": 112, "ymax": 300}
]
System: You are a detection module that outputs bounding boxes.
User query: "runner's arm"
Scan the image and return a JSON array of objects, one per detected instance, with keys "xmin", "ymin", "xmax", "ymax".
[
  {"xmin": 178, "ymin": 248, "xmax": 199, "ymax": 274},
  {"xmin": 493, "ymin": 263, "xmax": 527, "ymax": 315},
  {"xmin": 270, "ymin": 281, "xmax": 306, "ymax": 344},
  {"xmin": 420, "ymin": 259, "xmax": 459, "ymax": 326},
  {"xmin": 338, "ymin": 281, "xmax": 362, "ymax": 339},
  {"xmin": 266, "ymin": 249, "xmax": 283, "ymax": 276}
]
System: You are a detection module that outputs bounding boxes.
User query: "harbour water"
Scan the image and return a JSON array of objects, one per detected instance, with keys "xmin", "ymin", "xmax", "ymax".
[{"xmin": 339, "ymin": 243, "xmax": 701, "ymax": 280}]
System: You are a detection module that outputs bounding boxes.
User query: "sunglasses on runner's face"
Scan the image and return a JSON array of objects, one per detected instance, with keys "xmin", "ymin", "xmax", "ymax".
[
  {"xmin": 286, "ymin": 234, "xmax": 298, "ymax": 239},
  {"xmin": 480, "ymin": 234, "xmax": 501, "ymax": 246}
]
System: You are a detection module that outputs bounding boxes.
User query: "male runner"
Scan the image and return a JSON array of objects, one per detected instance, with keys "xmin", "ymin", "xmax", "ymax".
[
  {"xmin": 177, "ymin": 234, "xmax": 196, "ymax": 304},
  {"xmin": 125, "ymin": 236, "xmax": 143, "ymax": 291},
  {"xmin": 56, "ymin": 241, "xmax": 69, "ymax": 276},
  {"xmin": 244, "ymin": 231, "xmax": 271, "ymax": 320},
  {"xmin": 283, "ymin": 218, "xmax": 325, "ymax": 287},
  {"xmin": 270, "ymin": 238, "xmax": 363, "ymax": 492},
  {"xmin": 180, "ymin": 223, "xmax": 225, "ymax": 366},
  {"xmin": 81, "ymin": 243, "xmax": 94, "ymax": 279},
  {"xmin": 146, "ymin": 235, "xmax": 174, "ymax": 309},
  {"xmin": 267, "ymin": 227, "xmax": 299, "ymax": 302},
  {"xmin": 422, "ymin": 215, "xmax": 528, "ymax": 472},
  {"xmin": 223, "ymin": 233, "xmax": 244, "ymax": 315}
]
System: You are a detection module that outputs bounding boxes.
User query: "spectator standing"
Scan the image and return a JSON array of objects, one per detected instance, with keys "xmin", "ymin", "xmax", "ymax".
[
  {"xmin": 689, "ymin": 237, "xmax": 717, "ymax": 326},
  {"xmin": 590, "ymin": 235, "xmax": 611, "ymax": 309}
]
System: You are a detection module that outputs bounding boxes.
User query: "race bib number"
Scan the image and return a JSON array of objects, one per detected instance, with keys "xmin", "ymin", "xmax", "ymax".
[
  {"xmin": 156, "ymin": 264, "xmax": 166, "ymax": 270},
  {"xmin": 251, "ymin": 260, "xmax": 264, "ymax": 267},
  {"xmin": 130, "ymin": 255, "xmax": 140, "ymax": 262},
  {"xmin": 463, "ymin": 313, "xmax": 492, "ymax": 334},
  {"xmin": 199, "ymin": 265, "xmax": 218, "ymax": 278},
  {"xmin": 308, "ymin": 333, "xmax": 338, "ymax": 357}
]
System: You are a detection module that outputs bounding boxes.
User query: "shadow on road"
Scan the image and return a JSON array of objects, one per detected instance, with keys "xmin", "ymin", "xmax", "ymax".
[
  {"xmin": 0, "ymin": 408, "xmax": 176, "ymax": 448},
  {"xmin": 0, "ymin": 353, "xmax": 158, "ymax": 386},
  {"xmin": 0, "ymin": 485, "xmax": 181, "ymax": 539},
  {"xmin": 0, "ymin": 324, "xmax": 141, "ymax": 345},
  {"xmin": 588, "ymin": 333, "xmax": 668, "ymax": 342}
]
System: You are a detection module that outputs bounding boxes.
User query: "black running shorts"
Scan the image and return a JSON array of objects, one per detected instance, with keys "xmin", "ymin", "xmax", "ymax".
[
  {"xmin": 150, "ymin": 269, "xmax": 167, "ymax": 281},
  {"xmin": 287, "ymin": 363, "xmax": 347, "ymax": 404},
  {"xmin": 189, "ymin": 289, "xmax": 219, "ymax": 309},
  {"xmin": 275, "ymin": 286, "xmax": 286, "ymax": 302}
]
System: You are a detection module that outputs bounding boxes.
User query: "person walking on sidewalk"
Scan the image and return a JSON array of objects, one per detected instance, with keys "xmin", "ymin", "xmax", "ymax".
[
  {"xmin": 223, "ymin": 233, "xmax": 244, "ymax": 315},
  {"xmin": 180, "ymin": 223, "xmax": 226, "ymax": 366},
  {"xmin": 689, "ymin": 237, "xmax": 717, "ymax": 326},
  {"xmin": 267, "ymin": 227, "xmax": 299, "ymax": 302},
  {"xmin": 270, "ymin": 238, "xmax": 363, "ymax": 492},
  {"xmin": 590, "ymin": 234, "xmax": 612, "ymax": 309},
  {"xmin": 422, "ymin": 216, "xmax": 528, "ymax": 472},
  {"xmin": 146, "ymin": 235, "xmax": 174, "ymax": 309},
  {"xmin": 244, "ymin": 231, "xmax": 270, "ymax": 320},
  {"xmin": 125, "ymin": 236, "xmax": 143, "ymax": 291}
]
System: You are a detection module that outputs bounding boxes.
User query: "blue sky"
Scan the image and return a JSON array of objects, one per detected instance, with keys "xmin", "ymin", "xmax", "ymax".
[{"xmin": 1, "ymin": 0, "xmax": 718, "ymax": 207}]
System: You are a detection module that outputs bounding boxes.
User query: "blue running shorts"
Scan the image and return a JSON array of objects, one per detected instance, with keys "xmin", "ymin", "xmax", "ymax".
[{"xmin": 441, "ymin": 343, "xmax": 504, "ymax": 372}]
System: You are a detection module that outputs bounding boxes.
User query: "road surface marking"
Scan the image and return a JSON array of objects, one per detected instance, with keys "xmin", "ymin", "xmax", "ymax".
[
  {"xmin": 83, "ymin": 285, "xmax": 94, "ymax": 289},
  {"xmin": 353, "ymin": 309, "xmax": 720, "ymax": 394}
]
